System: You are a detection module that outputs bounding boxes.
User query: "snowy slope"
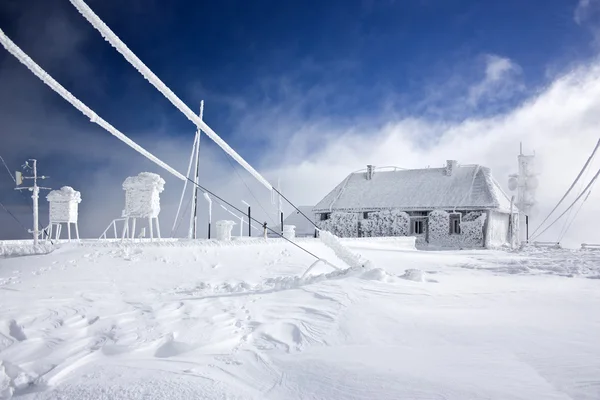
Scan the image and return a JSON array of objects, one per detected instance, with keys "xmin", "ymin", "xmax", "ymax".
[{"xmin": 1, "ymin": 239, "xmax": 599, "ymax": 399}]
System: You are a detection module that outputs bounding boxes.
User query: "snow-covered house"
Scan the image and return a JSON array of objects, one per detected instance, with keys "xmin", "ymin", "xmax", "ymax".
[
  {"xmin": 283, "ymin": 206, "xmax": 317, "ymax": 237},
  {"xmin": 313, "ymin": 161, "xmax": 518, "ymax": 248}
]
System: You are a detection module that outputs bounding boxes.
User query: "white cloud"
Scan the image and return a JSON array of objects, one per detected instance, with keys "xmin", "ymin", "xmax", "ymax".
[
  {"xmin": 263, "ymin": 61, "xmax": 600, "ymax": 248},
  {"xmin": 575, "ymin": 0, "xmax": 598, "ymax": 25},
  {"xmin": 467, "ymin": 55, "xmax": 522, "ymax": 107}
]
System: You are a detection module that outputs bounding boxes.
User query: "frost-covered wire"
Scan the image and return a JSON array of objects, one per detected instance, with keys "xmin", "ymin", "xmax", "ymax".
[
  {"xmin": 531, "ymin": 166, "xmax": 600, "ymax": 241},
  {"xmin": 0, "ymin": 28, "xmax": 186, "ymax": 182},
  {"xmin": 69, "ymin": 0, "xmax": 272, "ymax": 191},
  {"xmin": 532, "ymin": 138, "xmax": 600, "ymax": 237}
]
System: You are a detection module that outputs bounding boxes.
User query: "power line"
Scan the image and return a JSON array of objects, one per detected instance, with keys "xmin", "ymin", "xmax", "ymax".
[
  {"xmin": 0, "ymin": 200, "xmax": 28, "ymax": 233},
  {"xmin": 223, "ymin": 153, "xmax": 277, "ymax": 226},
  {"xmin": 0, "ymin": 28, "xmax": 186, "ymax": 181},
  {"xmin": 531, "ymin": 137, "xmax": 600, "ymax": 237},
  {"xmin": 69, "ymin": 0, "xmax": 272, "ymax": 190},
  {"xmin": 531, "ymin": 166, "xmax": 600, "ymax": 241},
  {"xmin": 186, "ymin": 177, "xmax": 322, "ymax": 261}
]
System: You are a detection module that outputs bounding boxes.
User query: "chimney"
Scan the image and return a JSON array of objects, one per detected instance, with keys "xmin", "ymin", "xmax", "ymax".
[
  {"xmin": 445, "ymin": 160, "xmax": 458, "ymax": 176},
  {"xmin": 366, "ymin": 165, "xmax": 375, "ymax": 180}
]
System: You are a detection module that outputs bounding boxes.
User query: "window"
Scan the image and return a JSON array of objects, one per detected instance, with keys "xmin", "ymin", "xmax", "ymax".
[
  {"xmin": 320, "ymin": 213, "xmax": 331, "ymax": 221},
  {"xmin": 363, "ymin": 212, "xmax": 369, "ymax": 219},
  {"xmin": 450, "ymin": 214, "xmax": 461, "ymax": 234},
  {"xmin": 411, "ymin": 219, "xmax": 424, "ymax": 235}
]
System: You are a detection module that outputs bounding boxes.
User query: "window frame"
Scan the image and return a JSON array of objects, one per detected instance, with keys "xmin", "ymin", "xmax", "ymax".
[{"xmin": 449, "ymin": 213, "xmax": 461, "ymax": 235}]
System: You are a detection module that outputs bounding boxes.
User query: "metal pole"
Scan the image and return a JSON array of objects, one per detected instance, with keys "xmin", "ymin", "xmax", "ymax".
[
  {"xmin": 526, "ymin": 215, "xmax": 529, "ymax": 243},
  {"xmin": 32, "ymin": 160, "xmax": 39, "ymax": 246},
  {"xmin": 248, "ymin": 206, "xmax": 251, "ymax": 237},
  {"xmin": 189, "ymin": 100, "xmax": 204, "ymax": 239},
  {"xmin": 207, "ymin": 222, "xmax": 211, "ymax": 239},
  {"xmin": 280, "ymin": 211, "xmax": 284, "ymax": 233}
]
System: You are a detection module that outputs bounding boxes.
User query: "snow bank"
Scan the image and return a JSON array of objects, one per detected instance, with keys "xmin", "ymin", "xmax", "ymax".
[
  {"xmin": 0, "ymin": 243, "xmax": 54, "ymax": 258},
  {"xmin": 0, "ymin": 360, "xmax": 35, "ymax": 398},
  {"xmin": 400, "ymin": 268, "xmax": 425, "ymax": 282}
]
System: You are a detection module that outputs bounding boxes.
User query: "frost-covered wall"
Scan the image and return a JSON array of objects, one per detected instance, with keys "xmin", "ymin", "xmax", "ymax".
[
  {"xmin": 428, "ymin": 210, "xmax": 486, "ymax": 248},
  {"xmin": 317, "ymin": 212, "xmax": 358, "ymax": 237},
  {"xmin": 46, "ymin": 186, "xmax": 81, "ymax": 223},
  {"xmin": 487, "ymin": 211, "xmax": 516, "ymax": 248},
  {"xmin": 122, "ymin": 172, "xmax": 165, "ymax": 218},
  {"xmin": 360, "ymin": 210, "xmax": 410, "ymax": 237}
]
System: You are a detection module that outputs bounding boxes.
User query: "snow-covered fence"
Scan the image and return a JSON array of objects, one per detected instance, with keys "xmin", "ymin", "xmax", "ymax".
[
  {"xmin": 533, "ymin": 241, "xmax": 561, "ymax": 249},
  {"xmin": 581, "ymin": 243, "xmax": 600, "ymax": 250}
]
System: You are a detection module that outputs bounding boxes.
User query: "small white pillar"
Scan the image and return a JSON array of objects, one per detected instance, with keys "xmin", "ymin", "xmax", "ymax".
[
  {"xmin": 46, "ymin": 186, "xmax": 81, "ymax": 242},
  {"xmin": 216, "ymin": 220, "xmax": 236, "ymax": 241},
  {"xmin": 283, "ymin": 225, "xmax": 296, "ymax": 240},
  {"xmin": 121, "ymin": 172, "xmax": 165, "ymax": 240}
]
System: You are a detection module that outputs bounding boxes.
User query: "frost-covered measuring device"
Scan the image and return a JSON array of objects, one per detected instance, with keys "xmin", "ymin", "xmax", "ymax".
[{"xmin": 14, "ymin": 159, "xmax": 51, "ymax": 246}]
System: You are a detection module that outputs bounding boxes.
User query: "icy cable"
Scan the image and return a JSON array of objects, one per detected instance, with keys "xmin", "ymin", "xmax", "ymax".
[
  {"xmin": 69, "ymin": 0, "xmax": 319, "ymax": 232},
  {"xmin": 531, "ymin": 166, "xmax": 600, "ymax": 241},
  {"xmin": 184, "ymin": 177, "xmax": 330, "ymax": 263},
  {"xmin": 0, "ymin": 29, "xmax": 186, "ymax": 182},
  {"xmin": 532, "ymin": 138, "xmax": 600, "ymax": 237},
  {"xmin": 69, "ymin": 0, "xmax": 272, "ymax": 191},
  {"xmin": 0, "ymin": 200, "xmax": 29, "ymax": 233}
]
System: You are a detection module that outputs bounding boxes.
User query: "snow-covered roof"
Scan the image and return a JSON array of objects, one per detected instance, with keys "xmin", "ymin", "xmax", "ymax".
[
  {"xmin": 123, "ymin": 172, "xmax": 165, "ymax": 192},
  {"xmin": 46, "ymin": 186, "xmax": 81, "ymax": 203},
  {"xmin": 313, "ymin": 164, "xmax": 516, "ymax": 213},
  {"xmin": 283, "ymin": 206, "xmax": 316, "ymax": 236}
]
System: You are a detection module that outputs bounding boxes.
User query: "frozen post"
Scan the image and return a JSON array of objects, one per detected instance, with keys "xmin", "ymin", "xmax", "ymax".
[
  {"xmin": 283, "ymin": 225, "xmax": 296, "ymax": 240},
  {"xmin": 122, "ymin": 172, "xmax": 165, "ymax": 241},
  {"xmin": 46, "ymin": 186, "xmax": 82, "ymax": 242},
  {"xmin": 216, "ymin": 220, "xmax": 235, "ymax": 241},
  {"xmin": 203, "ymin": 192, "xmax": 212, "ymax": 239},
  {"xmin": 242, "ymin": 200, "xmax": 251, "ymax": 237}
]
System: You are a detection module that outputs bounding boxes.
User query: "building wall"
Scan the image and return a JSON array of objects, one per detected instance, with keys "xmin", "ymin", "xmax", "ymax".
[
  {"xmin": 316, "ymin": 208, "xmax": 490, "ymax": 248},
  {"xmin": 427, "ymin": 210, "xmax": 486, "ymax": 248},
  {"xmin": 486, "ymin": 210, "xmax": 512, "ymax": 247}
]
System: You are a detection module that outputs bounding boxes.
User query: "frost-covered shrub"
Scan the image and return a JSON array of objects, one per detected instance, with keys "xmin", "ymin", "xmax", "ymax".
[
  {"xmin": 460, "ymin": 213, "xmax": 486, "ymax": 247},
  {"xmin": 428, "ymin": 209, "xmax": 486, "ymax": 247},
  {"xmin": 359, "ymin": 209, "xmax": 410, "ymax": 237},
  {"xmin": 317, "ymin": 212, "xmax": 358, "ymax": 237},
  {"xmin": 428, "ymin": 209, "xmax": 449, "ymax": 243}
]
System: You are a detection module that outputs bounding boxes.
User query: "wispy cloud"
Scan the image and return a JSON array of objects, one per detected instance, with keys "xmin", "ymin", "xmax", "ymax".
[{"xmin": 467, "ymin": 55, "xmax": 523, "ymax": 107}]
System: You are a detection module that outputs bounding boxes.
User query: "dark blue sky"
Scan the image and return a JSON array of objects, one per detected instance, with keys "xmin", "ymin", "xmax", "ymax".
[{"xmin": 0, "ymin": 0, "xmax": 598, "ymax": 238}]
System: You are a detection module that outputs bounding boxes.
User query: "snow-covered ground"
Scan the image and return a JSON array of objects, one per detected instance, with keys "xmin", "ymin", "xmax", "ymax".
[{"xmin": 1, "ymin": 238, "xmax": 599, "ymax": 399}]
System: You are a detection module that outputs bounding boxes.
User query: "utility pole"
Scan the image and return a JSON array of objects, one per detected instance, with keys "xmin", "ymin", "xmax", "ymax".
[
  {"xmin": 242, "ymin": 200, "xmax": 251, "ymax": 237},
  {"xmin": 203, "ymin": 192, "xmax": 212, "ymax": 239},
  {"xmin": 15, "ymin": 159, "xmax": 50, "ymax": 246},
  {"xmin": 277, "ymin": 178, "xmax": 283, "ymax": 233},
  {"xmin": 188, "ymin": 100, "xmax": 204, "ymax": 239}
]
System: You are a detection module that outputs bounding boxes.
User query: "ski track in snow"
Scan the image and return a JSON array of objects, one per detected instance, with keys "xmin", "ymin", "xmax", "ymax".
[{"xmin": 0, "ymin": 239, "xmax": 599, "ymax": 399}]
